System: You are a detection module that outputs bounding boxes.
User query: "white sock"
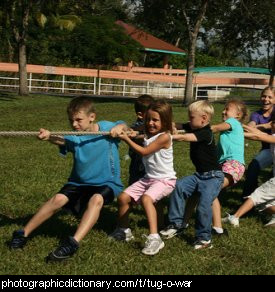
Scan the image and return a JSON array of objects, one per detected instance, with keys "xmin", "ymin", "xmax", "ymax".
[
  {"xmin": 120, "ymin": 227, "xmax": 131, "ymax": 233},
  {"xmin": 148, "ymin": 233, "xmax": 160, "ymax": 239},
  {"xmin": 212, "ymin": 226, "xmax": 224, "ymax": 234}
]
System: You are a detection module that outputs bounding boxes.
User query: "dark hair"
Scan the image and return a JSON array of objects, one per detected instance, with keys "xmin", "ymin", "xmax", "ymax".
[
  {"xmin": 145, "ymin": 100, "xmax": 173, "ymax": 134},
  {"xmin": 261, "ymin": 86, "xmax": 274, "ymax": 96},
  {"xmin": 67, "ymin": 96, "xmax": 96, "ymax": 118},
  {"xmin": 134, "ymin": 94, "xmax": 154, "ymax": 114},
  {"xmin": 225, "ymin": 99, "xmax": 249, "ymax": 123}
]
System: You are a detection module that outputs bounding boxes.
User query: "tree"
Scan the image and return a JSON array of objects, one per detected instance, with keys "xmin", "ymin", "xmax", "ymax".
[
  {"xmin": 128, "ymin": 0, "xmax": 210, "ymax": 104},
  {"xmin": 7, "ymin": 0, "xmax": 33, "ymax": 96},
  {"xmin": 213, "ymin": 0, "xmax": 274, "ymax": 85},
  {"xmin": 181, "ymin": 0, "xmax": 208, "ymax": 104}
]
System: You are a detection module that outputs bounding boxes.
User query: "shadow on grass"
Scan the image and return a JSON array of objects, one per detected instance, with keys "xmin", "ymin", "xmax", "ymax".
[{"xmin": 0, "ymin": 91, "xmax": 19, "ymax": 101}]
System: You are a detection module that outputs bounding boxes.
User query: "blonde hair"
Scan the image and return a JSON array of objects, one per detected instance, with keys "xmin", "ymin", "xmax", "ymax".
[
  {"xmin": 188, "ymin": 100, "xmax": 214, "ymax": 119},
  {"xmin": 225, "ymin": 99, "xmax": 248, "ymax": 123}
]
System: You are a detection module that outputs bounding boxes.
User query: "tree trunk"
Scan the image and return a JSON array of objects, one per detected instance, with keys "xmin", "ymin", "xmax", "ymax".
[
  {"xmin": 182, "ymin": 0, "xmax": 209, "ymax": 105},
  {"xmin": 269, "ymin": 53, "xmax": 274, "ymax": 86},
  {"xmin": 18, "ymin": 41, "xmax": 28, "ymax": 95},
  {"xmin": 184, "ymin": 39, "xmax": 196, "ymax": 105}
]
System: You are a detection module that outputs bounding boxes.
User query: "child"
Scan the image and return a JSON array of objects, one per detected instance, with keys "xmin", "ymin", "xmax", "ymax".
[
  {"xmin": 160, "ymin": 100, "xmax": 224, "ymax": 249},
  {"xmin": 109, "ymin": 100, "xmax": 176, "ymax": 255},
  {"xmin": 9, "ymin": 96, "xmax": 126, "ymax": 262},
  {"xmin": 223, "ymin": 119, "xmax": 275, "ymax": 227},
  {"xmin": 210, "ymin": 99, "xmax": 248, "ymax": 235},
  {"xmin": 128, "ymin": 94, "xmax": 154, "ymax": 185},
  {"xmin": 242, "ymin": 86, "xmax": 275, "ymax": 197}
]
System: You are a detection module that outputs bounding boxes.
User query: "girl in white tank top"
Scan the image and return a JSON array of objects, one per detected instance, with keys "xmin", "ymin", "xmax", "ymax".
[{"xmin": 109, "ymin": 100, "xmax": 176, "ymax": 256}]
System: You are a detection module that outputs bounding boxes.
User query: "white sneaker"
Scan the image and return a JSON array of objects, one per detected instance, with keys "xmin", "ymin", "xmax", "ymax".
[
  {"xmin": 264, "ymin": 214, "xmax": 275, "ymax": 227},
  {"xmin": 160, "ymin": 223, "xmax": 188, "ymax": 239},
  {"xmin": 194, "ymin": 239, "xmax": 213, "ymax": 250},
  {"xmin": 222, "ymin": 213, "xmax": 239, "ymax": 227},
  {"xmin": 108, "ymin": 227, "xmax": 134, "ymax": 242},
  {"xmin": 142, "ymin": 235, "xmax": 165, "ymax": 255}
]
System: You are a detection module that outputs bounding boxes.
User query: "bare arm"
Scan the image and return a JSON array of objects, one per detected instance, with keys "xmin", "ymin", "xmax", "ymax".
[
  {"xmin": 119, "ymin": 132, "xmax": 171, "ymax": 156},
  {"xmin": 173, "ymin": 133, "xmax": 198, "ymax": 142},
  {"xmin": 247, "ymin": 121, "xmax": 256, "ymax": 127},
  {"xmin": 243, "ymin": 125, "xmax": 275, "ymax": 143},
  {"xmin": 38, "ymin": 128, "xmax": 65, "ymax": 145},
  {"xmin": 211, "ymin": 122, "xmax": 231, "ymax": 133},
  {"xmin": 255, "ymin": 122, "xmax": 272, "ymax": 131}
]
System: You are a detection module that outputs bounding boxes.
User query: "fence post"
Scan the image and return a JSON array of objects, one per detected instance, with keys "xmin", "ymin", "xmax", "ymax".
[
  {"xmin": 94, "ymin": 77, "xmax": 96, "ymax": 95},
  {"xmin": 98, "ymin": 78, "xmax": 101, "ymax": 95},
  {"xmin": 29, "ymin": 73, "xmax": 32, "ymax": 92},
  {"xmin": 62, "ymin": 75, "xmax": 65, "ymax": 93},
  {"xmin": 123, "ymin": 79, "xmax": 126, "ymax": 96},
  {"xmin": 169, "ymin": 83, "xmax": 172, "ymax": 99},
  {"xmin": 215, "ymin": 85, "xmax": 218, "ymax": 101},
  {"xmin": 195, "ymin": 84, "xmax": 198, "ymax": 100},
  {"xmin": 147, "ymin": 81, "xmax": 150, "ymax": 94}
]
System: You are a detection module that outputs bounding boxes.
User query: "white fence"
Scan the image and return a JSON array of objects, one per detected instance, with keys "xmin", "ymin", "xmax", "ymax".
[{"xmin": 0, "ymin": 73, "xmax": 234, "ymax": 100}]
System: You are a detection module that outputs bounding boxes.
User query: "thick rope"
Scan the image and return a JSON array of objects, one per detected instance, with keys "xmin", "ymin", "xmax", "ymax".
[
  {"xmin": 0, "ymin": 131, "xmax": 111, "ymax": 136},
  {"xmin": 0, "ymin": 130, "xmax": 186, "ymax": 137}
]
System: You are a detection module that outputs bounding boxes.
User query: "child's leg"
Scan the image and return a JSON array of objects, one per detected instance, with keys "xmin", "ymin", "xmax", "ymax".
[
  {"xmin": 183, "ymin": 195, "xmax": 199, "ymax": 226},
  {"xmin": 156, "ymin": 200, "xmax": 164, "ymax": 230},
  {"xmin": 265, "ymin": 206, "xmax": 275, "ymax": 215},
  {"xmin": 212, "ymin": 174, "xmax": 234, "ymax": 229},
  {"xmin": 234, "ymin": 198, "xmax": 254, "ymax": 218},
  {"xmin": 141, "ymin": 195, "xmax": 158, "ymax": 234},
  {"xmin": 24, "ymin": 193, "xmax": 69, "ymax": 237},
  {"xmin": 117, "ymin": 192, "xmax": 132, "ymax": 228},
  {"xmin": 195, "ymin": 171, "xmax": 224, "ymax": 241},
  {"xmin": 168, "ymin": 175, "xmax": 197, "ymax": 226},
  {"xmin": 74, "ymin": 194, "xmax": 104, "ymax": 242}
]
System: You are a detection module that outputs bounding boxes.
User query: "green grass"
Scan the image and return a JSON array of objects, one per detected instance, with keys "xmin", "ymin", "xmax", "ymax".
[{"xmin": 0, "ymin": 92, "xmax": 274, "ymax": 275}]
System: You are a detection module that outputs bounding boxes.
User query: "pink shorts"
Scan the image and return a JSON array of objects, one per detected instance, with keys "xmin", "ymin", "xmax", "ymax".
[
  {"xmin": 124, "ymin": 177, "xmax": 176, "ymax": 204},
  {"xmin": 221, "ymin": 160, "xmax": 245, "ymax": 184}
]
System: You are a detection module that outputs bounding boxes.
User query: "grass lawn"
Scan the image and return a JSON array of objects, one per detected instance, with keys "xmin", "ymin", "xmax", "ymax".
[{"xmin": 0, "ymin": 91, "xmax": 274, "ymax": 275}]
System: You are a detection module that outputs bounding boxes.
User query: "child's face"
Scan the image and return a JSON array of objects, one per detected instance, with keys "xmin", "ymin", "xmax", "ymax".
[
  {"xmin": 261, "ymin": 89, "xmax": 275, "ymax": 111},
  {"xmin": 146, "ymin": 109, "xmax": 162, "ymax": 135},
  {"xmin": 189, "ymin": 110, "xmax": 208, "ymax": 129},
  {"xmin": 222, "ymin": 103, "xmax": 240, "ymax": 121},
  {"xmin": 69, "ymin": 110, "xmax": 95, "ymax": 131}
]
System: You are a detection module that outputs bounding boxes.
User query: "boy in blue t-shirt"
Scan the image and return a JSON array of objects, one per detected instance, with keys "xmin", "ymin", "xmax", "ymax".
[{"xmin": 9, "ymin": 96, "xmax": 126, "ymax": 262}]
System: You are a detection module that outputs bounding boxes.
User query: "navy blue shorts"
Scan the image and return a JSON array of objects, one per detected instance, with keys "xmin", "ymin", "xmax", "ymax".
[{"xmin": 59, "ymin": 184, "xmax": 114, "ymax": 216}]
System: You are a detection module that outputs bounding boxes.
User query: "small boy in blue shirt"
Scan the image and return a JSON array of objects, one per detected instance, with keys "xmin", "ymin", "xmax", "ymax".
[
  {"xmin": 9, "ymin": 96, "xmax": 126, "ymax": 261},
  {"xmin": 128, "ymin": 94, "xmax": 154, "ymax": 185},
  {"xmin": 160, "ymin": 100, "xmax": 224, "ymax": 249}
]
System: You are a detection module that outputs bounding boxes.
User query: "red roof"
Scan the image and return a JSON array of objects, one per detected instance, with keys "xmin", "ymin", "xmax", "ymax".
[{"xmin": 116, "ymin": 20, "xmax": 186, "ymax": 55}]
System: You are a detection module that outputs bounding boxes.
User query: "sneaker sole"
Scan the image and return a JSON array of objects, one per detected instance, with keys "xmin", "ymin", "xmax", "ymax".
[
  {"xmin": 194, "ymin": 244, "xmax": 213, "ymax": 250},
  {"xmin": 45, "ymin": 252, "xmax": 72, "ymax": 263},
  {"xmin": 264, "ymin": 223, "xmax": 275, "ymax": 228},
  {"xmin": 142, "ymin": 241, "xmax": 165, "ymax": 256},
  {"xmin": 108, "ymin": 235, "xmax": 135, "ymax": 242},
  {"xmin": 161, "ymin": 230, "xmax": 184, "ymax": 239}
]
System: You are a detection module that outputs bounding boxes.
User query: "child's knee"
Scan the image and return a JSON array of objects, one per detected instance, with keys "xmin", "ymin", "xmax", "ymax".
[
  {"xmin": 49, "ymin": 193, "xmax": 68, "ymax": 208},
  {"xmin": 117, "ymin": 192, "xmax": 131, "ymax": 205},
  {"xmin": 141, "ymin": 194, "xmax": 153, "ymax": 205},
  {"xmin": 88, "ymin": 194, "xmax": 104, "ymax": 208}
]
